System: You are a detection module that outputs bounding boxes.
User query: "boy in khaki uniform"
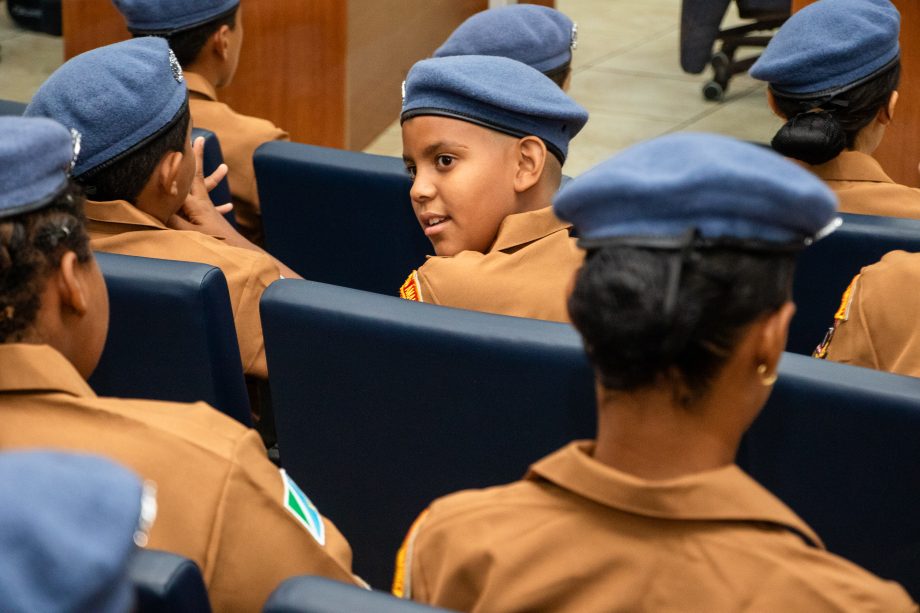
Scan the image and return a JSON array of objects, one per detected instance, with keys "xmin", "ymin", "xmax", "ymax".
[
  {"xmin": 750, "ymin": 0, "xmax": 920, "ymax": 220},
  {"xmin": 398, "ymin": 55, "xmax": 588, "ymax": 322},
  {"xmin": 25, "ymin": 37, "xmax": 301, "ymax": 380},
  {"xmin": 0, "ymin": 116, "xmax": 357, "ymax": 612},
  {"xmin": 395, "ymin": 134, "xmax": 917, "ymax": 612},
  {"xmin": 113, "ymin": 0, "xmax": 289, "ymax": 243}
]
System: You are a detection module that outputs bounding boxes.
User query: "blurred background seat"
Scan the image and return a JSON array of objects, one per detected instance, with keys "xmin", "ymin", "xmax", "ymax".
[
  {"xmin": 129, "ymin": 549, "xmax": 211, "ymax": 613},
  {"xmin": 263, "ymin": 576, "xmax": 456, "ymax": 613}
]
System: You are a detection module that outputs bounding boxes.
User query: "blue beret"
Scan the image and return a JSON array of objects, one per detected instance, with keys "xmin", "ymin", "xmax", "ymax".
[
  {"xmin": 0, "ymin": 450, "xmax": 152, "ymax": 613},
  {"xmin": 554, "ymin": 133, "xmax": 839, "ymax": 249},
  {"xmin": 401, "ymin": 55, "xmax": 588, "ymax": 163},
  {"xmin": 750, "ymin": 0, "xmax": 900, "ymax": 95},
  {"xmin": 25, "ymin": 37, "xmax": 188, "ymax": 178},
  {"xmin": 0, "ymin": 117, "xmax": 76, "ymax": 218},
  {"xmin": 112, "ymin": 0, "xmax": 239, "ymax": 35},
  {"xmin": 435, "ymin": 5, "xmax": 576, "ymax": 74}
]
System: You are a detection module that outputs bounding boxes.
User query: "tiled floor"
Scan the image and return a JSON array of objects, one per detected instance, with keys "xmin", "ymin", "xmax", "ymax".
[{"xmin": 0, "ymin": 0, "xmax": 781, "ymax": 176}]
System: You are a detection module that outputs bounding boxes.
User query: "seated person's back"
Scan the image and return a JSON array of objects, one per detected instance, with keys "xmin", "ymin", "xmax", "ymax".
[
  {"xmin": 750, "ymin": 0, "xmax": 920, "ymax": 219},
  {"xmin": 113, "ymin": 0, "xmax": 289, "ymax": 244},
  {"xmin": 399, "ymin": 55, "xmax": 588, "ymax": 322},
  {"xmin": 0, "ymin": 116, "xmax": 355, "ymax": 612},
  {"xmin": 25, "ymin": 37, "xmax": 302, "ymax": 380},
  {"xmin": 394, "ymin": 133, "xmax": 917, "ymax": 612}
]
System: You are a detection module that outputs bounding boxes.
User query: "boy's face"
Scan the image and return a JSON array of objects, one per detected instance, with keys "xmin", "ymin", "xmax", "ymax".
[{"xmin": 402, "ymin": 116, "xmax": 520, "ymax": 256}]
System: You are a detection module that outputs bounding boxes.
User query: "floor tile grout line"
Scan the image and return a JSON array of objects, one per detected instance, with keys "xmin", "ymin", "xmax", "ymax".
[{"xmin": 573, "ymin": 24, "xmax": 679, "ymax": 73}]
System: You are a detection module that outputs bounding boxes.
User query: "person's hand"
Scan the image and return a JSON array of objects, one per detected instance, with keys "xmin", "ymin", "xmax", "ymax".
[{"xmin": 168, "ymin": 137, "xmax": 241, "ymax": 241}]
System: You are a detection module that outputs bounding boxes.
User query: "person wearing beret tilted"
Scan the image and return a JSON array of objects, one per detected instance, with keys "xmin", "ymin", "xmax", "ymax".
[
  {"xmin": 25, "ymin": 37, "xmax": 303, "ymax": 384},
  {"xmin": 393, "ymin": 133, "xmax": 917, "ymax": 613},
  {"xmin": 112, "ymin": 0, "xmax": 288, "ymax": 245},
  {"xmin": 434, "ymin": 4, "xmax": 578, "ymax": 90},
  {"xmin": 749, "ymin": 0, "xmax": 920, "ymax": 220},
  {"xmin": 398, "ymin": 55, "xmax": 588, "ymax": 323},
  {"xmin": 0, "ymin": 116, "xmax": 357, "ymax": 612},
  {"xmin": 0, "ymin": 450, "xmax": 155, "ymax": 613}
]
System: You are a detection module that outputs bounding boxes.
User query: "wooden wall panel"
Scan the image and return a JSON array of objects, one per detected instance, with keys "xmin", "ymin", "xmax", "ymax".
[{"xmin": 792, "ymin": 0, "xmax": 920, "ymax": 187}]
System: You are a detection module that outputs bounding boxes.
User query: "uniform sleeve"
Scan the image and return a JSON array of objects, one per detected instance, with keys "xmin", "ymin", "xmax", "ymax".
[
  {"xmin": 204, "ymin": 429, "xmax": 358, "ymax": 611},
  {"xmin": 236, "ymin": 254, "xmax": 279, "ymax": 379},
  {"xmin": 824, "ymin": 274, "xmax": 882, "ymax": 370}
]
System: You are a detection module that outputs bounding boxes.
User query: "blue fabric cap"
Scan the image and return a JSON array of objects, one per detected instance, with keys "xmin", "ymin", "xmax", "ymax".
[
  {"xmin": 435, "ymin": 5, "xmax": 576, "ymax": 74},
  {"xmin": 401, "ymin": 55, "xmax": 588, "ymax": 163},
  {"xmin": 112, "ymin": 0, "xmax": 239, "ymax": 34},
  {"xmin": 25, "ymin": 37, "xmax": 188, "ymax": 178},
  {"xmin": 749, "ymin": 0, "xmax": 900, "ymax": 95},
  {"xmin": 0, "ymin": 450, "xmax": 149, "ymax": 613},
  {"xmin": 554, "ymin": 133, "xmax": 839, "ymax": 249},
  {"xmin": 0, "ymin": 117, "xmax": 75, "ymax": 218}
]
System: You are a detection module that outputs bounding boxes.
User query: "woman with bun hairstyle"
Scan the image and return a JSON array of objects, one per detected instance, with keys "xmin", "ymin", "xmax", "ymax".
[{"xmin": 750, "ymin": 0, "xmax": 920, "ymax": 219}]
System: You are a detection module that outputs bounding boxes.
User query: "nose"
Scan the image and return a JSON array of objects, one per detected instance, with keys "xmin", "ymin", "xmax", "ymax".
[{"xmin": 410, "ymin": 168, "xmax": 436, "ymax": 205}]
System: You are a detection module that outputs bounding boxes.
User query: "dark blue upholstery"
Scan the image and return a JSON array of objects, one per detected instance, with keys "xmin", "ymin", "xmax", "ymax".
[
  {"xmin": 0, "ymin": 99, "xmax": 27, "ymax": 116},
  {"xmin": 90, "ymin": 252, "xmax": 250, "ymax": 426},
  {"xmin": 263, "ymin": 577, "xmax": 455, "ymax": 613},
  {"xmin": 739, "ymin": 353, "xmax": 920, "ymax": 599},
  {"xmin": 260, "ymin": 280, "xmax": 596, "ymax": 588},
  {"xmin": 129, "ymin": 549, "xmax": 211, "ymax": 613},
  {"xmin": 254, "ymin": 142, "xmax": 432, "ymax": 294},
  {"xmin": 788, "ymin": 212, "xmax": 920, "ymax": 355}
]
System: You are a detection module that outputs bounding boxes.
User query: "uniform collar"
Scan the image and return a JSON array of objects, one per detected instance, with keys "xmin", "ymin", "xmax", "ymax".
[
  {"xmin": 808, "ymin": 150, "xmax": 895, "ymax": 184},
  {"xmin": 184, "ymin": 71, "xmax": 219, "ymax": 102},
  {"xmin": 85, "ymin": 199, "xmax": 169, "ymax": 232},
  {"xmin": 0, "ymin": 344, "xmax": 96, "ymax": 398},
  {"xmin": 528, "ymin": 441, "xmax": 824, "ymax": 548},
  {"xmin": 491, "ymin": 206, "xmax": 572, "ymax": 252}
]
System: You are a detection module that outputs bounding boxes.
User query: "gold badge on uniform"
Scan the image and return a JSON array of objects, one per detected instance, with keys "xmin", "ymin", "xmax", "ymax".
[
  {"xmin": 399, "ymin": 271, "xmax": 424, "ymax": 302},
  {"xmin": 814, "ymin": 274, "xmax": 860, "ymax": 359},
  {"xmin": 392, "ymin": 508, "xmax": 429, "ymax": 599}
]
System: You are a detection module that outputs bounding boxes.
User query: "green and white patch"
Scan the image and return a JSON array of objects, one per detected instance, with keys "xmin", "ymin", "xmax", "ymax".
[{"xmin": 280, "ymin": 469, "xmax": 326, "ymax": 546}]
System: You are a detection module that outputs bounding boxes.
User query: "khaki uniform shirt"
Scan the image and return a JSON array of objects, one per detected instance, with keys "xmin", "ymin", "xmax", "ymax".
[
  {"xmin": 85, "ymin": 199, "xmax": 278, "ymax": 379},
  {"xmin": 186, "ymin": 71, "xmax": 289, "ymax": 240},
  {"xmin": 395, "ymin": 441, "xmax": 916, "ymax": 613},
  {"xmin": 820, "ymin": 250, "xmax": 920, "ymax": 377},
  {"xmin": 807, "ymin": 151, "xmax": 920, "ymax": 219},
  {"xmin": 0, "ymin": 343, "xmax": 357, "ymax": 613},
  {"xmin": 399, "ymin": 207, "xmax": 583, "ymax": 322}
]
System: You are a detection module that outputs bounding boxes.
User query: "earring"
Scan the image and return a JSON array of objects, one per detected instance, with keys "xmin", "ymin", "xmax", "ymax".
[{"xmin": 757, "ymin": 363, "xmax": 778, "ymax": 387}]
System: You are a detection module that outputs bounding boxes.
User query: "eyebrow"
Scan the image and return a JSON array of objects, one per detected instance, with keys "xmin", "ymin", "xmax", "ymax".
[{"xmin": 403, "ymin": 141, "xmax": 470, "ymax": 163}]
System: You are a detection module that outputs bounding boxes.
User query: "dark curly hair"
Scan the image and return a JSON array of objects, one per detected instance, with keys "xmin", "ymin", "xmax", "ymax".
[
  {"xmin": 0, "ymin": 182, "xmax": 92, "ymax": 343},
  {"xmin": 770, "ymin": 61, "xmax": 901, "ymax": 165},
  {"xmin": 568, "ymin": 246, "xmax": 796, "ymax": 406}
]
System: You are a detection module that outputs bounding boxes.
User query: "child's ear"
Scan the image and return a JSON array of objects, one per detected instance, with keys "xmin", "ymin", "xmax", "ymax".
[
  {"xmin": 215, "ymin": 25, "xmax": 232, "ymax": 61},
  {"xmin": 156, "ymin": 151, "xmax": 186, "ymax": 198},
  {"xmin": 514, "ymin": 136, "xmax": 548, "ymax": 193}
]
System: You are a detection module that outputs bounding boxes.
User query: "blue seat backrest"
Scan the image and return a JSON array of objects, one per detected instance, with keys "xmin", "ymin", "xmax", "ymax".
[
  {"xmin": 90, "ymin": 252, "xmax": 251, "ymax": 426},
  {"xmin": 129, "ymin": 549, "xmax": 211, "ymax": 613},
  {"xmin": 254, "ymin": 142, "xmax": 432, "ymax": 294},
  {"xmin": 260, "ymin": 280, "xmax": 596, "ymax": 588},
  {"xmin": 263, "ymin": 576, "xmax": 455, "ymax": 613},
  {"xmin": 739, "ymin": 353, "xmax": 920, "ymax": 599},
  {"xmin": 788, "ymin": 212, "xmax": 920, "ymax": 355},
  {"xmin": 0, "ymin": 99, "xmax": 27, "ymax": 116}
]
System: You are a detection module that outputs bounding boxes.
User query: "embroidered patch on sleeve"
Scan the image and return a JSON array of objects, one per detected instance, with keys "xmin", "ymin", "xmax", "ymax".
[
  {"xmin": 281, "ymin": 469, "xmax": 326, "ymax": 546},
  {"xmin": 399, "ymin": 271, "xmax": 424, "ymax": 302},
  {"xmin": 392, "ymin": 509, "xmax": 429, "ymax": 599}
]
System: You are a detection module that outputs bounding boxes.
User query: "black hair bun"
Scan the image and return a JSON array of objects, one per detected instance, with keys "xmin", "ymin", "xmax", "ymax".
[{"xmin": 771, "ymin": 111, "xmax": 847, "ymax": 166}]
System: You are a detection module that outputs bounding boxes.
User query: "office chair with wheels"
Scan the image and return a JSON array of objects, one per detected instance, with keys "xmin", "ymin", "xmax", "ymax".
[{"xmin": 680, "ymin": 0, "xmax": 790, "ymax": 101}]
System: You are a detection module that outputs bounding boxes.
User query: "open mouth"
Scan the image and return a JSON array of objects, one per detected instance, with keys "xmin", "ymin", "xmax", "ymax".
[
  {"xmin": 423, "ymin": 215, "xmax": 451, "ymax": 237},
  {"xmin": 427, "ymin": 216, "xmax": 448, "ymax": 227}
]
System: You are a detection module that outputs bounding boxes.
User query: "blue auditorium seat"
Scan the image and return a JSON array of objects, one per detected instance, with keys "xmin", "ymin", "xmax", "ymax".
[
  {"xmin": 788, "ymin": 212, "xmax": 920, "ymax": 355},
  {"xmin": 260, "ymin": 279, "xmax": 596, "ymax": 588},
  {"xmin": 129, "ymin": 549, "xmax": 211, "ymax": 613},
  {"xmin": 263, "ymin": 576, "xmax": 455, "ymax": 613},
  {"xmin": 740, "ymin": 353, "xmax": 920, "ymax": 600},
  {"xmin": 0, "ymin": 99, "xmax": 27, "ymax": 116},
  {"xmin": 254, "ymin": 142, "xmax": 432, "ymax": 294},
  {"xmin": 90, "ymin": 252, "xmax": 251, "ymax": 426}
]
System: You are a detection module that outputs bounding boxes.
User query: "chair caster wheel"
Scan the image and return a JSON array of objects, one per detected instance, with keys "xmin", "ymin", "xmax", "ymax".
[{"xmin": 703, "ymin": 81, "xmax": 725, "ymax": 102}]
